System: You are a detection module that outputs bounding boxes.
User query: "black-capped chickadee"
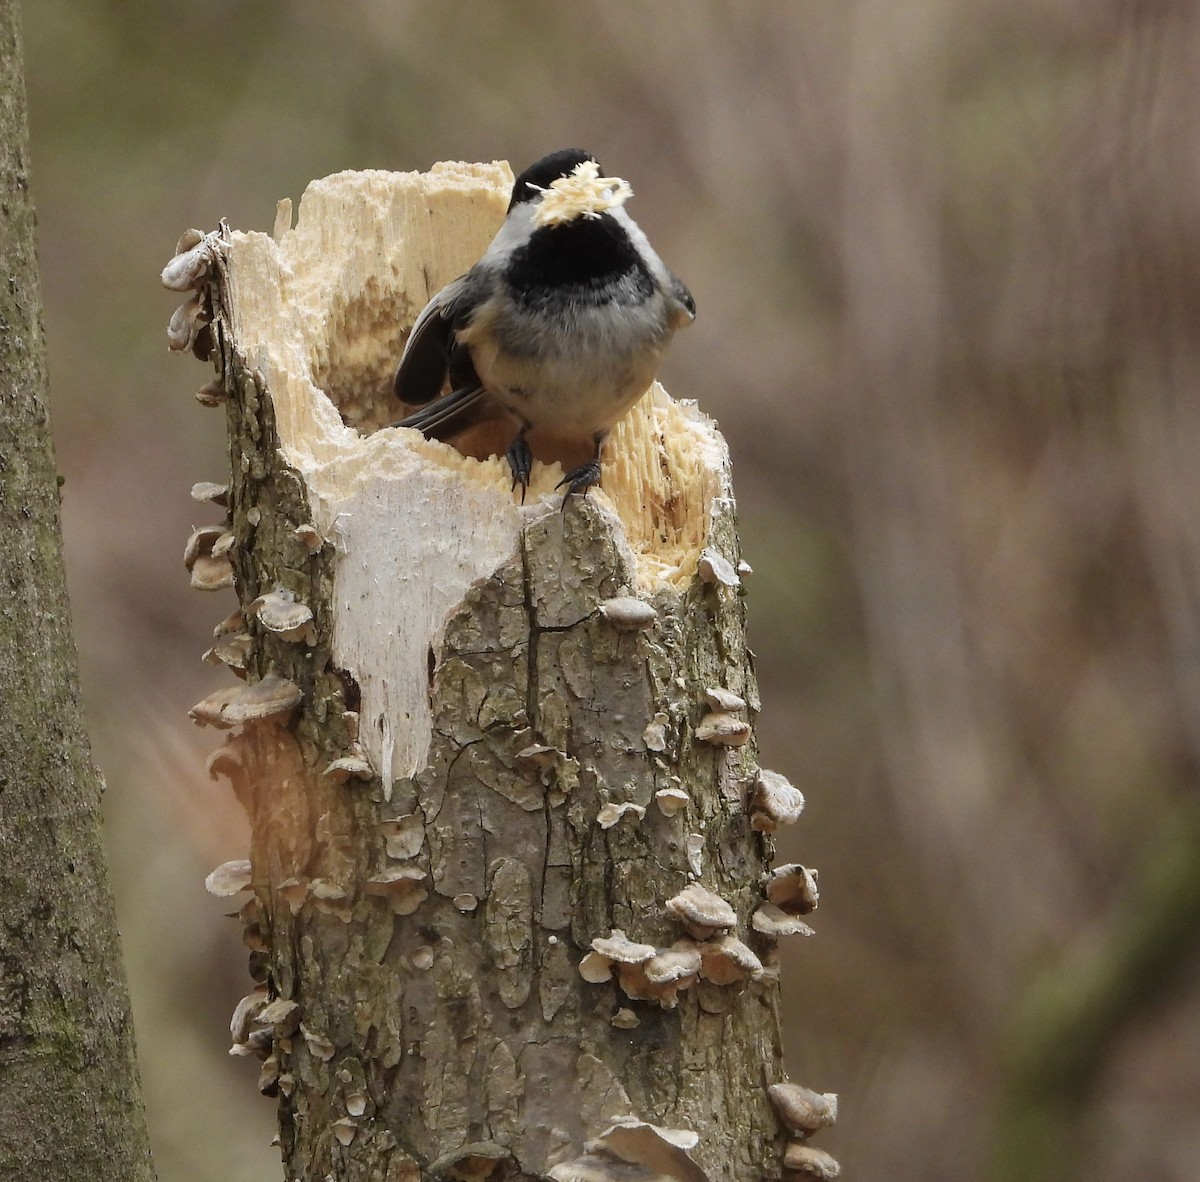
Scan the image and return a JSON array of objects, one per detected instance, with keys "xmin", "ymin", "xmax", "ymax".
[{"xmin": 392, "ymin": 149, "xmax": 695, "ymax": 500}]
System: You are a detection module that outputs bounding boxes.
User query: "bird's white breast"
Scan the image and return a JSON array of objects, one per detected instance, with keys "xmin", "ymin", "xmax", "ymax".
[{"xmin": 458, "ymin": 290, "xmax": 674, "ymax": 438}]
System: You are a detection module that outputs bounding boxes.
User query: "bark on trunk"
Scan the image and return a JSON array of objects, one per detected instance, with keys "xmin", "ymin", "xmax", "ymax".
[
  {"xmin": 0, "ymin": 3, "xmax": 155, "ymax": 1179},
  {"xmin": 168, "ymin": 163, "xmax": 833, "ymax": 1182}
]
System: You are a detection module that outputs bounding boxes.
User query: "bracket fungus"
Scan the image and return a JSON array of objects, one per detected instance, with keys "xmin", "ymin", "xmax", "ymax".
[
  {"xmin": 654, "ymin": 787, "xmax": 690, "ymax": 817},
  {"xmin": 767, "ymin": 1082, "xmax": 838, "ymax": 1135},
  {"xmin": 430, "ymin": 1142, "xmax": 514, "ymax": 1182},
  {"xmin": 276, "ymin": 877, "xmax": 310, "ymax": 916},
  {"xmin": 231, "ymin": 1028, "xmax": 274, "ymax": 1062},
  {"xmin": 167, "ymin": 294, "xmax": 209, "ymax": 354},
  {"xmin": 300, "ymin": 1025, "xmax": 337, "ymax": 1062},
  {"xmin": 189, "ymin": 672, "xmax": 303, "ymax": 729},
  {"xmin": 751, "ymin": 902, "xmax": 815, "ymax": 939},
  {"xmin": 184, "ymin": 524, "xmax": 235, "ymax": 592},
  {"xmin": 597, "ymin": 801, "xmax": 647, "ymax": 829},
  {"xmin": 249, "ymin": 588, "xmax": 316, "ymax": 644},
  {"xmin": 322, "ymin": 751, "xmax": 374, "ymax": 782},
  {"xmin": 309, "ymin": 879, "xmax": 352, "ymax": 921},
  {"xmin": 291, "ymin": 522, "xmax": 324, "ymax": 551},
  {"xmin": 782, "ymin": 1144, "xmax": 841, "ymax": 1180},
  {"xmin": 617, "ymin": 964, "xmax": 697, "ymax": 1009},
  {"xmin": 378, "ymin": 814, "xmax": 425, "ymax": 859},
  {"xmin": 697, "ymin": 934, "xmax": 765, "ymax": 986},
  {"xmin": 748, "ymin": 768, "xmax": 806, "ymax": 833},
  {"xmin": 703, "ymin": 686, "xmax": 746, "ymax": 712},
  {"xmin": 697, "ymin": 547, "xmax": 740, "ymax": 590},
  {"xmin": 643, "ymin": 943, "xmax": 703, "ymax": 986},
  {"xmin": 579, "ymin": 929, "xmax": 702, "ymax": 1006},
  {"xmin": 240, "ymin": 910, "xmax": 268, "ymax": 957},
  {"xmin": 229, "ymin": 988, "xmax": 268, "ymax": 1047},
  {"xmin": 204, "ymin": 859, "xmax": 252, "ymax": 897},
  {"xmin": 546, "ymin": 1154, "xmax": 640, "ymax": 1182},
  {"xmin": 212, "ymin": 608, "xmax": 245, "ymax": 636},
  {"xmin": 765, "ymin": 864, "xmax": 820, "ymax": 916},
  {"xmin": 161, "ymin": 226, "xmax": 224, "ymax": 292},
  {"xmin": 203, "ymin": 630, "xmax": 252, "ymax": 675},
  {"xmin": 665, "ymin": 883, "xmax": 737, "ymax": 939},
  {"xmin": 693, "ymin": 710, "xmax": 751, "ymax": 747},
  {"xmin": 567, "ymin": 1119, "xmax": 709, "ymax": 1182},
  {"xmin": 578, "ymin": 952, "xmax": 617, "ymax": 985},
  {"xmin": 190, "ymin": 480, "xmax": 229, "ymax": 507},
  {"xmin": 590, "ymin": 930, "xmax": 659, "ymax": 966},
  {"xmin": 599, "ymin": 596, "xmax": 659, "ymax": 631},
  {"xmin": 641, "ymin": 713, "xmax": 670, "ymax": 752},
  {"xmin": 258, "ymin": 1054, "xmax": 282, "ymax": 1096},
  {"xmin": 194, "ymin": 377, "xmax": 226, "ymax": 407},
  {"xmin": 364, "ymin": 866, "xmax": 429, "ymax": 915},
  {"xmin": 257, "ymin": 998, "xmax": 301, "ymax": 1038}
]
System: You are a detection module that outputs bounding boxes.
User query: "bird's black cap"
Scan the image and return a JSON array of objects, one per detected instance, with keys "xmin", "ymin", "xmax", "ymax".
[{"xmin": 508, "ymin": 148, "xmax": 599, "ymax": 211}]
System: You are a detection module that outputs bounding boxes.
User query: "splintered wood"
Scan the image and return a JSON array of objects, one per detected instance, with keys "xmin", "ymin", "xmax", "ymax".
[{"xmin": 221, "ymin": 163, "xmax": 728, "ymax": 784}]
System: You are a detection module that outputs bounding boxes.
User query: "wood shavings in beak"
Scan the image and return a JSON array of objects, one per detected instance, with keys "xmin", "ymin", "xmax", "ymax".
[{"xmin": 530, "ymin": 159, "xmax": 634, "ymax": 227}]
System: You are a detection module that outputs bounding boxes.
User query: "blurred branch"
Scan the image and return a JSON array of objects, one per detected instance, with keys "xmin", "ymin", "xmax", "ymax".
[{"xmin": 988, "ymin": 800, "xmax": 1200, "ymax": 1182}]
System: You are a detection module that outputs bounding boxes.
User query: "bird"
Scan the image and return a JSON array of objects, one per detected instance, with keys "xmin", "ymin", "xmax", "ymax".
[{"xmin": 392, "ymin": 148, "xmax": 695, "ymax": 501}]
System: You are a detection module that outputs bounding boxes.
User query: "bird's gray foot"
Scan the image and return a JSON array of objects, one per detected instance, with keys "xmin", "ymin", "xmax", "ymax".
[
  {"xmin": 556, "ymin": 459, "xmax": 602, "ymax": 507},
  {"xmin": 507, "ymin": 433, "xmax": 533, "ymax": 503}
]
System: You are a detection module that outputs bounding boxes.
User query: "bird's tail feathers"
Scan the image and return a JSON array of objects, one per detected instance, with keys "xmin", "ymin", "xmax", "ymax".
[{"xmin": 394, "ymin": 385, "xmax": 487, "ymax": 441}]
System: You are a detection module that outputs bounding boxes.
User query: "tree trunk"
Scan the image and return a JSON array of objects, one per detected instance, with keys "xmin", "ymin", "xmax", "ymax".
[
  {"xmin": 0, "ymin": 3, "xmax": 155, "ymax": 1179},
  {"xmin": 168, "ymin": 164, "xmax": 833, "ymax": 1182}
]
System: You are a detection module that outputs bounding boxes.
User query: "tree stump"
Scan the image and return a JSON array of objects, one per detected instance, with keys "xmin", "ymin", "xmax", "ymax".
[{"xmin": 165, "ymin": 161, "xmax": 833, "ymax": 1182}]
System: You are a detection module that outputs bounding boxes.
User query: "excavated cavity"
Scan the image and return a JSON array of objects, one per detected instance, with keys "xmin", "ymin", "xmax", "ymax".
[
  {"xmin": 308, "ymin": 275, "xmax": 412, "ymax": 435},
  {"xmin": 305, "ymin": 272, "xmax": 723, "ymax": 590}
]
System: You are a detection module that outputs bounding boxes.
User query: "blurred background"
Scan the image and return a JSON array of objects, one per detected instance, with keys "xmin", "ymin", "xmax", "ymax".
[{"xmin": 22, "ymin": 2, "xmax": 1200, "ymax": 1179}]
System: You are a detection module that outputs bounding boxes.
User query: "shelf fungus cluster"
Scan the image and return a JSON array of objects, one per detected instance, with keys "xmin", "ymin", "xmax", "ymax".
[
  {"xmin": 165, "ymin": 163, "xmax": 835, "ymax": 1182},
  {"xmin": 694, "ymin": 685, "xmax": 752, "ymax": 748},
  {"xmin": 578, "ymin": 866, "xmax": 817, "ymax": 1013},
  {"xmin": 767, "ymin": 1084, "xmax": 841, "ymax": 1180},
  {"xmin": 227, "ymin": 985, "xmax": 304, "ymax": 1099}
]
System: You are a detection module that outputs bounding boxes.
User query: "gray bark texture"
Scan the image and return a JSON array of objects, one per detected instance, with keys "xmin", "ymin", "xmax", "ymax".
[
  {"xmin": 0, "ymin": 3, "xmax": 155, "ymax": 1179},
  {"xmin": 170, "ymin": 166, "xmax": 831, "ymax": 1182}
]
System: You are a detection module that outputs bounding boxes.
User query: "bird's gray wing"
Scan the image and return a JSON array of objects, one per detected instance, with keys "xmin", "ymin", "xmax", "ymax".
[{"xmin": 392, "ymin": 275, "xmax": 472, "ymax": 407}]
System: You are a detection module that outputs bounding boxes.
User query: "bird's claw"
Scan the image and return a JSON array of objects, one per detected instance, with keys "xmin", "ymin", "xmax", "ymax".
[
  {"xmin": 556, "ymin": 460, "xmax": 602, "ymax": 509},
  {"xmin": 506, "ymin": 435, "xmax": 533, "ymax": 504}
]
